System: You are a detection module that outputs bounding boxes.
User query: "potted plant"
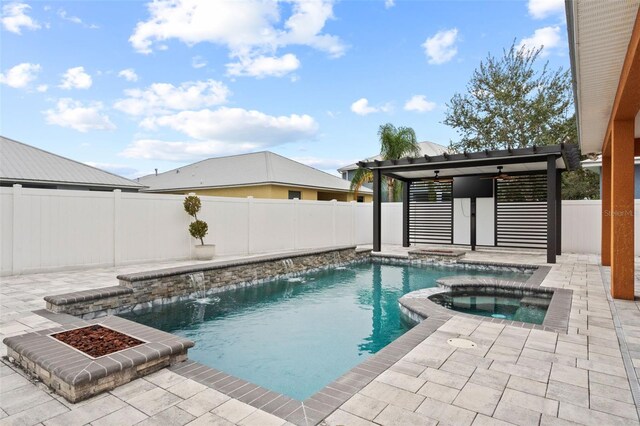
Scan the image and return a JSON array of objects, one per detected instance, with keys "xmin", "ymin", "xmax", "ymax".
[{"xmin": 184, "ymin": 195, "xmax": 215, "ymax": 260}]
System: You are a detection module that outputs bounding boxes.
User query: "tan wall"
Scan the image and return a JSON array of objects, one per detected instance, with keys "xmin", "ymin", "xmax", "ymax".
[{"xmin": 162, "ymin": 184, "xmax": 372, "ymax": 202}]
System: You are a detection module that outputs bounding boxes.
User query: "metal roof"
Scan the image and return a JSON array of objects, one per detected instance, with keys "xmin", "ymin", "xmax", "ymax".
[
  {"xmin": 358, "ymin": 144, "xmax": 581, "ymax": 180},
  {"xmin": 0, "ymin": 136, "xmax": 144, "ymax": 189},
  {"xmin": 337, "ymin": 141, "xmax": 448, "ymax": 172},
  {"xmin": 566, "ymin": 0, "xmax": 640, "ymax": 154},
  {"xmin": 138, "ymin": 151, "xmax": 373, "ymax": 194}
]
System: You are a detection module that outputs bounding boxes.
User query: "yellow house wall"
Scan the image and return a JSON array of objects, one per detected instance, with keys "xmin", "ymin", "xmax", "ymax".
[{"xmin": 161, "ymin": 184, "xmax": 371, "ymax": 202}]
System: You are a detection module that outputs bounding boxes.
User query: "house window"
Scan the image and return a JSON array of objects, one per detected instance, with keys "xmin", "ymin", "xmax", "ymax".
[
  {"xmin": 357, "ymin": 196, "xmax": 364, "ymax": 203},
  {"xmin": 288, "ymin": 190, "xmax": 301, "ymax": 200}
]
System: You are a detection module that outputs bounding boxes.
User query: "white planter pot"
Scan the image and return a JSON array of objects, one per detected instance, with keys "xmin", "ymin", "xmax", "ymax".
[{"xmin": 194, "ymin": 244, "xmax": 215, "ymax": 260}]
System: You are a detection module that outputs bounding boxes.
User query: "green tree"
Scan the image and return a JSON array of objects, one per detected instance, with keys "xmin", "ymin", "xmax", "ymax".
[
  {"xmin": 443, "ymin": 42, "xmax": 575, "ymax": 151},
  {"xmin": 443, "ymin": 41, "xmax": 593, "ymax": 199},
  {"xmin": 351, "ymin": 123, "xmax": 421, "ymax": 202},
  {"xmin": 561, "ymin": 168, "xmax": 600, "ymax": 200},
  {"xmin": 183, "ymin": 195, "xmax": 208, "ymax": 245}
]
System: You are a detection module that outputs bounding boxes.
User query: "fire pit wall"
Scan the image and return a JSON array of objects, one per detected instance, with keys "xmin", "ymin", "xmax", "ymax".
[
  {"xmin": 45, "ymin": 246, "xmax": 370, "ymax": 319},
  {"xmin": 4, "ymin": 316, "xmax": 193, "ymax": 402}
]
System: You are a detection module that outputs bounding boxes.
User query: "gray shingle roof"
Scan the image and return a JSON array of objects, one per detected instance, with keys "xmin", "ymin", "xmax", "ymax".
[
  {"xmin": 138, "ymin": 151, "xmax": 372, "ymax": 194},
  {"xmin": 337, "ymin": 141, "xmax": 448, "ymax": 172},
  {"xmin": 0, "ymin": 136, "xmax": 144, "ymax": 189}
]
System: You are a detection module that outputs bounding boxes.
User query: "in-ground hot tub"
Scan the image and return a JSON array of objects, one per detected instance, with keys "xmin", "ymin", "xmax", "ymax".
[
  {"xmin": 398, "ymin": 274, "xmax": 571, "ymax": 332},
  {"xmin": 429, "ymin": 289, "xmax": 551, "ymax": 325}
]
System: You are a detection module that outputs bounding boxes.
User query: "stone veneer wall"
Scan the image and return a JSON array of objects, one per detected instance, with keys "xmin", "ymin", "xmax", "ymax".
[{"xmin": 45, "ymin": 246, "xmax": 369, "ymax": 318}]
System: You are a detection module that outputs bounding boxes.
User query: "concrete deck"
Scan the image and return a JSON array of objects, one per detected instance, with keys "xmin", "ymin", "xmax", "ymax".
[{"xmin": 1, "ymin": 247, "xmax": 639, "ymax": 425}]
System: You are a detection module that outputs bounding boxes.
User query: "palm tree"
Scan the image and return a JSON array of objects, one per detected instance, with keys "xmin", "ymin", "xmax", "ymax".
[{"xmin": 351, "ymin": 123, "xmax": 420, "ymax": 202}]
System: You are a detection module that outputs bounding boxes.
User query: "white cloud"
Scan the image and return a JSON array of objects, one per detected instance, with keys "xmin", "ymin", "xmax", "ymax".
[
  {"xmin": 1, "ymin": 2, "xmax": 40, "ymax": 34},
  {"xmin": 121, "ymin": 139, "xmax": 263, "ymax": 161},
  {"xmin": 384, "ymin": 0, "xmax": 395, "ymax": 9},
  {"xmin": 351, "ymin": 98, "xmax": 377, "ymax": 116},
  {"xmin": 518, "ymin": 26, "xmax": 561, "ymax": 56},
  {"xmin": 129, "ymin": 0, "xmax": 345, "ymax": 78},
  {"xmin": 56, "ymin": 8, "xmax": 99, "ymax": 29},
  {"xmin": 114, "ymin": 79, "xmax": 230, "ymax": 116},
  {"xmin": 226, "ymin": 53, "xmax": 300, "ymax": 78},
  {"xmin": 118, "ymin": 68, "xmax": 138, "ymax": 82},
  {"xmin": 350, "ymin": 98, "xmax": 391, "ymax": 116},
  {"xmin": 292, "ymin": 156, "xmax": 354, "ymax": 174},
  {"xmin": 192, "ymin": 55, "xmax": 207, "ymax": 69},
  {"xmin": 528, "ymin": 0, "xmax": 564, "ymax": 19},
  {"xmin": 140, "ymin": 107, "xmax": 318, "ymax": 143},
  {"xmin": 36, "ymin": 84, "xmax": 48, "ymax": 92},
  {"xmin": 58, "ymin": 9, "xmax": 81, "ymax": 25},
  {"xmin": 422, "ymin": 28, "xmax": 459, "ymax": 65},
  {"xmin": 0, "ymin": 62, "xmax": 41, "ymax": 88},
  {"xmin": 404, "ymin": 95, "xmax": 436, "ymax": 113},
  {"xmin": 44, "ymin": 98, "xmax": 116, "ymax": 132},
  {"xmin": 59, "ymin": 66, "xmax": 92, "ymax": 89},
  {"xmin": 84, "ymin": 162, "xmax": 140, "ymax": 178}
]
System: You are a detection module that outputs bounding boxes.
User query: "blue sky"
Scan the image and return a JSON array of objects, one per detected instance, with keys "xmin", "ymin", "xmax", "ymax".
[{"xmin": 1, "ymin": 0, "xmax": 569, "ymax": 178}]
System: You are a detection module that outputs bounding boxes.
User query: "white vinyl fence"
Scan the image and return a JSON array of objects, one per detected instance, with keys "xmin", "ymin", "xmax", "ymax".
[{"xmin": 1, "ymin": 185, "xmax": 637, "ymax": 275}]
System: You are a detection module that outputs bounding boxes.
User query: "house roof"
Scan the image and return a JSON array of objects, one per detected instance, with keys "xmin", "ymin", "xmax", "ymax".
[
  {"xmin": 581, "ymin": 155, "xmax": 640, "ymax": 172},
  {"xmin": 358, "ymin": 144, "xmax": 581, "ymax": 181},
  {"xmin": 138, "ymin": 151, "xmax": 373, "ymax": 194},
  {"xmin": 0, "ymin": 136, "xmax": 144, "ymax": 189},
  {"xmin": 337, "ymin": 141, "xmax": 448, "ymax": 173},
  {"xmin": 566, "ymin": 1, "xmax": 640, "ymax": 154}
]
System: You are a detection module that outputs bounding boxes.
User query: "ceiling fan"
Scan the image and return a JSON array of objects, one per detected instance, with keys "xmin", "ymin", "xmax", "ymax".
[
  {"xmin": 480, "ymin": 166, "xmax": 515, "ymax": 180},
  {"xmin": 426, "ymin": 170, "xmax": 454, "ymax": 183}
]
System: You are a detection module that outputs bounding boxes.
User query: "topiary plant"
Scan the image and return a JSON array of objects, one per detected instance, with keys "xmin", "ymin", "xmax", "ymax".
[{"xmin": 184, "ymin": 195, "xmax": 208, "ymax": 245}]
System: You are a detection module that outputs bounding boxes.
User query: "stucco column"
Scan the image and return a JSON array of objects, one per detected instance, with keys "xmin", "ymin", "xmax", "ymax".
[
  {"xmin": 601, "ymin": 153, "xmax": 611, "ymax": 266},
  {"xmin": 610, "ymin": 119, "xmax": 635, "ymax": 300}
]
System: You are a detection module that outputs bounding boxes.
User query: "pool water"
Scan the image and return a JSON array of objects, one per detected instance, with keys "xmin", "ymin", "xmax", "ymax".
[
  {"xmin": 120, "ymin": 262, "xmax": 528, "ymax": 400},
  {"xmin": 429, "ymin": 292, "xmax": 550, "ymax": 324}
]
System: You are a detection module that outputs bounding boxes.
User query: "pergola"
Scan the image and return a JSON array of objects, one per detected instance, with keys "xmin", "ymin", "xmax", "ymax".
[{"xmin": 359, "ymin": 144, "xmax": 581, "ymax": 264}]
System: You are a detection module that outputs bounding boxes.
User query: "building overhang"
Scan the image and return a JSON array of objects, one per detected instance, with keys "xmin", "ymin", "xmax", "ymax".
[{"xmin": 566, "ymin": 0, "xmax": 640, "ymax": 155}]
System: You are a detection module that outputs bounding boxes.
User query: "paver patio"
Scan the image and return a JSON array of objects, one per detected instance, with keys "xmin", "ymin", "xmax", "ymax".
[{"xmin": 1, "ymin": 247, "xmax": 638, "ymax": 425}]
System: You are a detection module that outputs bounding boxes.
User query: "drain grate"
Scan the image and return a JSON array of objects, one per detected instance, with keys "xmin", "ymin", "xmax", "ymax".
[{"xmin": 447, "ymin": 338, "xmax": 477, "ymax": 349}]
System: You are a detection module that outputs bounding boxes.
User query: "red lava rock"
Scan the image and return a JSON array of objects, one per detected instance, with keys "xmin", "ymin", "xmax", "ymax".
[{"xmin": 52, "ymin": 325, "xmax": 143, "ymax": 357}]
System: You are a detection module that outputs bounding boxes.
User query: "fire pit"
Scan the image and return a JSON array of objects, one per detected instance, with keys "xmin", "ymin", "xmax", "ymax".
[{"xmin": 52, "ymin": 325, "xmax": 143, "ymax": 358}]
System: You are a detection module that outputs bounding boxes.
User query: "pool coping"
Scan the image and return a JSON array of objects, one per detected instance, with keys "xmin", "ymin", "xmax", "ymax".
[{"xmin": 165, "ymin": 258, "xmax": 559, "ymax": 426}]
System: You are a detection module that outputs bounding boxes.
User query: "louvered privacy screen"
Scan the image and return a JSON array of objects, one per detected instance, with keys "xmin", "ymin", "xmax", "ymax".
[
  {"xmin": 409, "ymin": 180, "xmax": 453, "ymax": 244},
  {"xmin": 495, "ymin": 175, "xmax": 547, "ymax": 248}
]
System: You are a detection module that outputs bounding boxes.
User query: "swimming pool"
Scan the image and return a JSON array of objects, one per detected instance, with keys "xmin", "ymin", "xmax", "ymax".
[{"xmin": 120, "ymin": 261, "xmax": 529, "ymax": 400}]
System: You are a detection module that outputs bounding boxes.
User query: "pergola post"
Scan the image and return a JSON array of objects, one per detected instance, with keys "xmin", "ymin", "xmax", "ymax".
[
  {"xmin": 402, "ymin": 181, "xmax": 410, "ymax": 247},
  {"xmin": 556, "ymin": 170, "xmax": 562, "ymax": 255},
  {"xmin": 610, "ymin": 119, "xmax": 635, "ymax": 300},
  {"xmin": 546, "ymin": 155, "xmax": 557, "ymax": 264},
  {"xmin": 373, "ymin": 168, "xmax": 382, "ymax": 252},
  {"xmin": 470, "ymin": 197, "xmax": 477, "ymax": 251}
]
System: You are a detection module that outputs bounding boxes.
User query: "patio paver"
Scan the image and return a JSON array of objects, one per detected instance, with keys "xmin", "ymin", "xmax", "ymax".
[{"xmin": 0, "ymin": 247, "xmax": 638, "ymax": 425}]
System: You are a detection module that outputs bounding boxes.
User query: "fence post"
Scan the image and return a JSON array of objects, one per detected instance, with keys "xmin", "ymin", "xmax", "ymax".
[
  {"xmin": 247, "ymin": 196, "xmax": 253, "ymax": 255},
  {"xmin": 12, "ymin": 184, "xmax": 23, "ymax": 275},
  {"xmin": 292, "ymin": 198, "xmax": 299, "ymax": 250},
  {"xmin": 350, "ymin": 200, "xmax": 357, "ymax": 246},
  {"xmin": 332, "ymin": 199, "xmax": 337, "ymax": 246},
  {"xmin": 113, "ymin": 189, "xmax": 122, "ymax": 267}
]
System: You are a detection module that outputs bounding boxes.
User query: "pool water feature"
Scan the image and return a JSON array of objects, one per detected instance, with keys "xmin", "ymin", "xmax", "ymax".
[
  {"xmin": 429, "ymin": 291, "xmax": 550, "ymax": 324},
  {"xmin": 120, "ymin": 262, "xmax": 528, "ymax": 400}
]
